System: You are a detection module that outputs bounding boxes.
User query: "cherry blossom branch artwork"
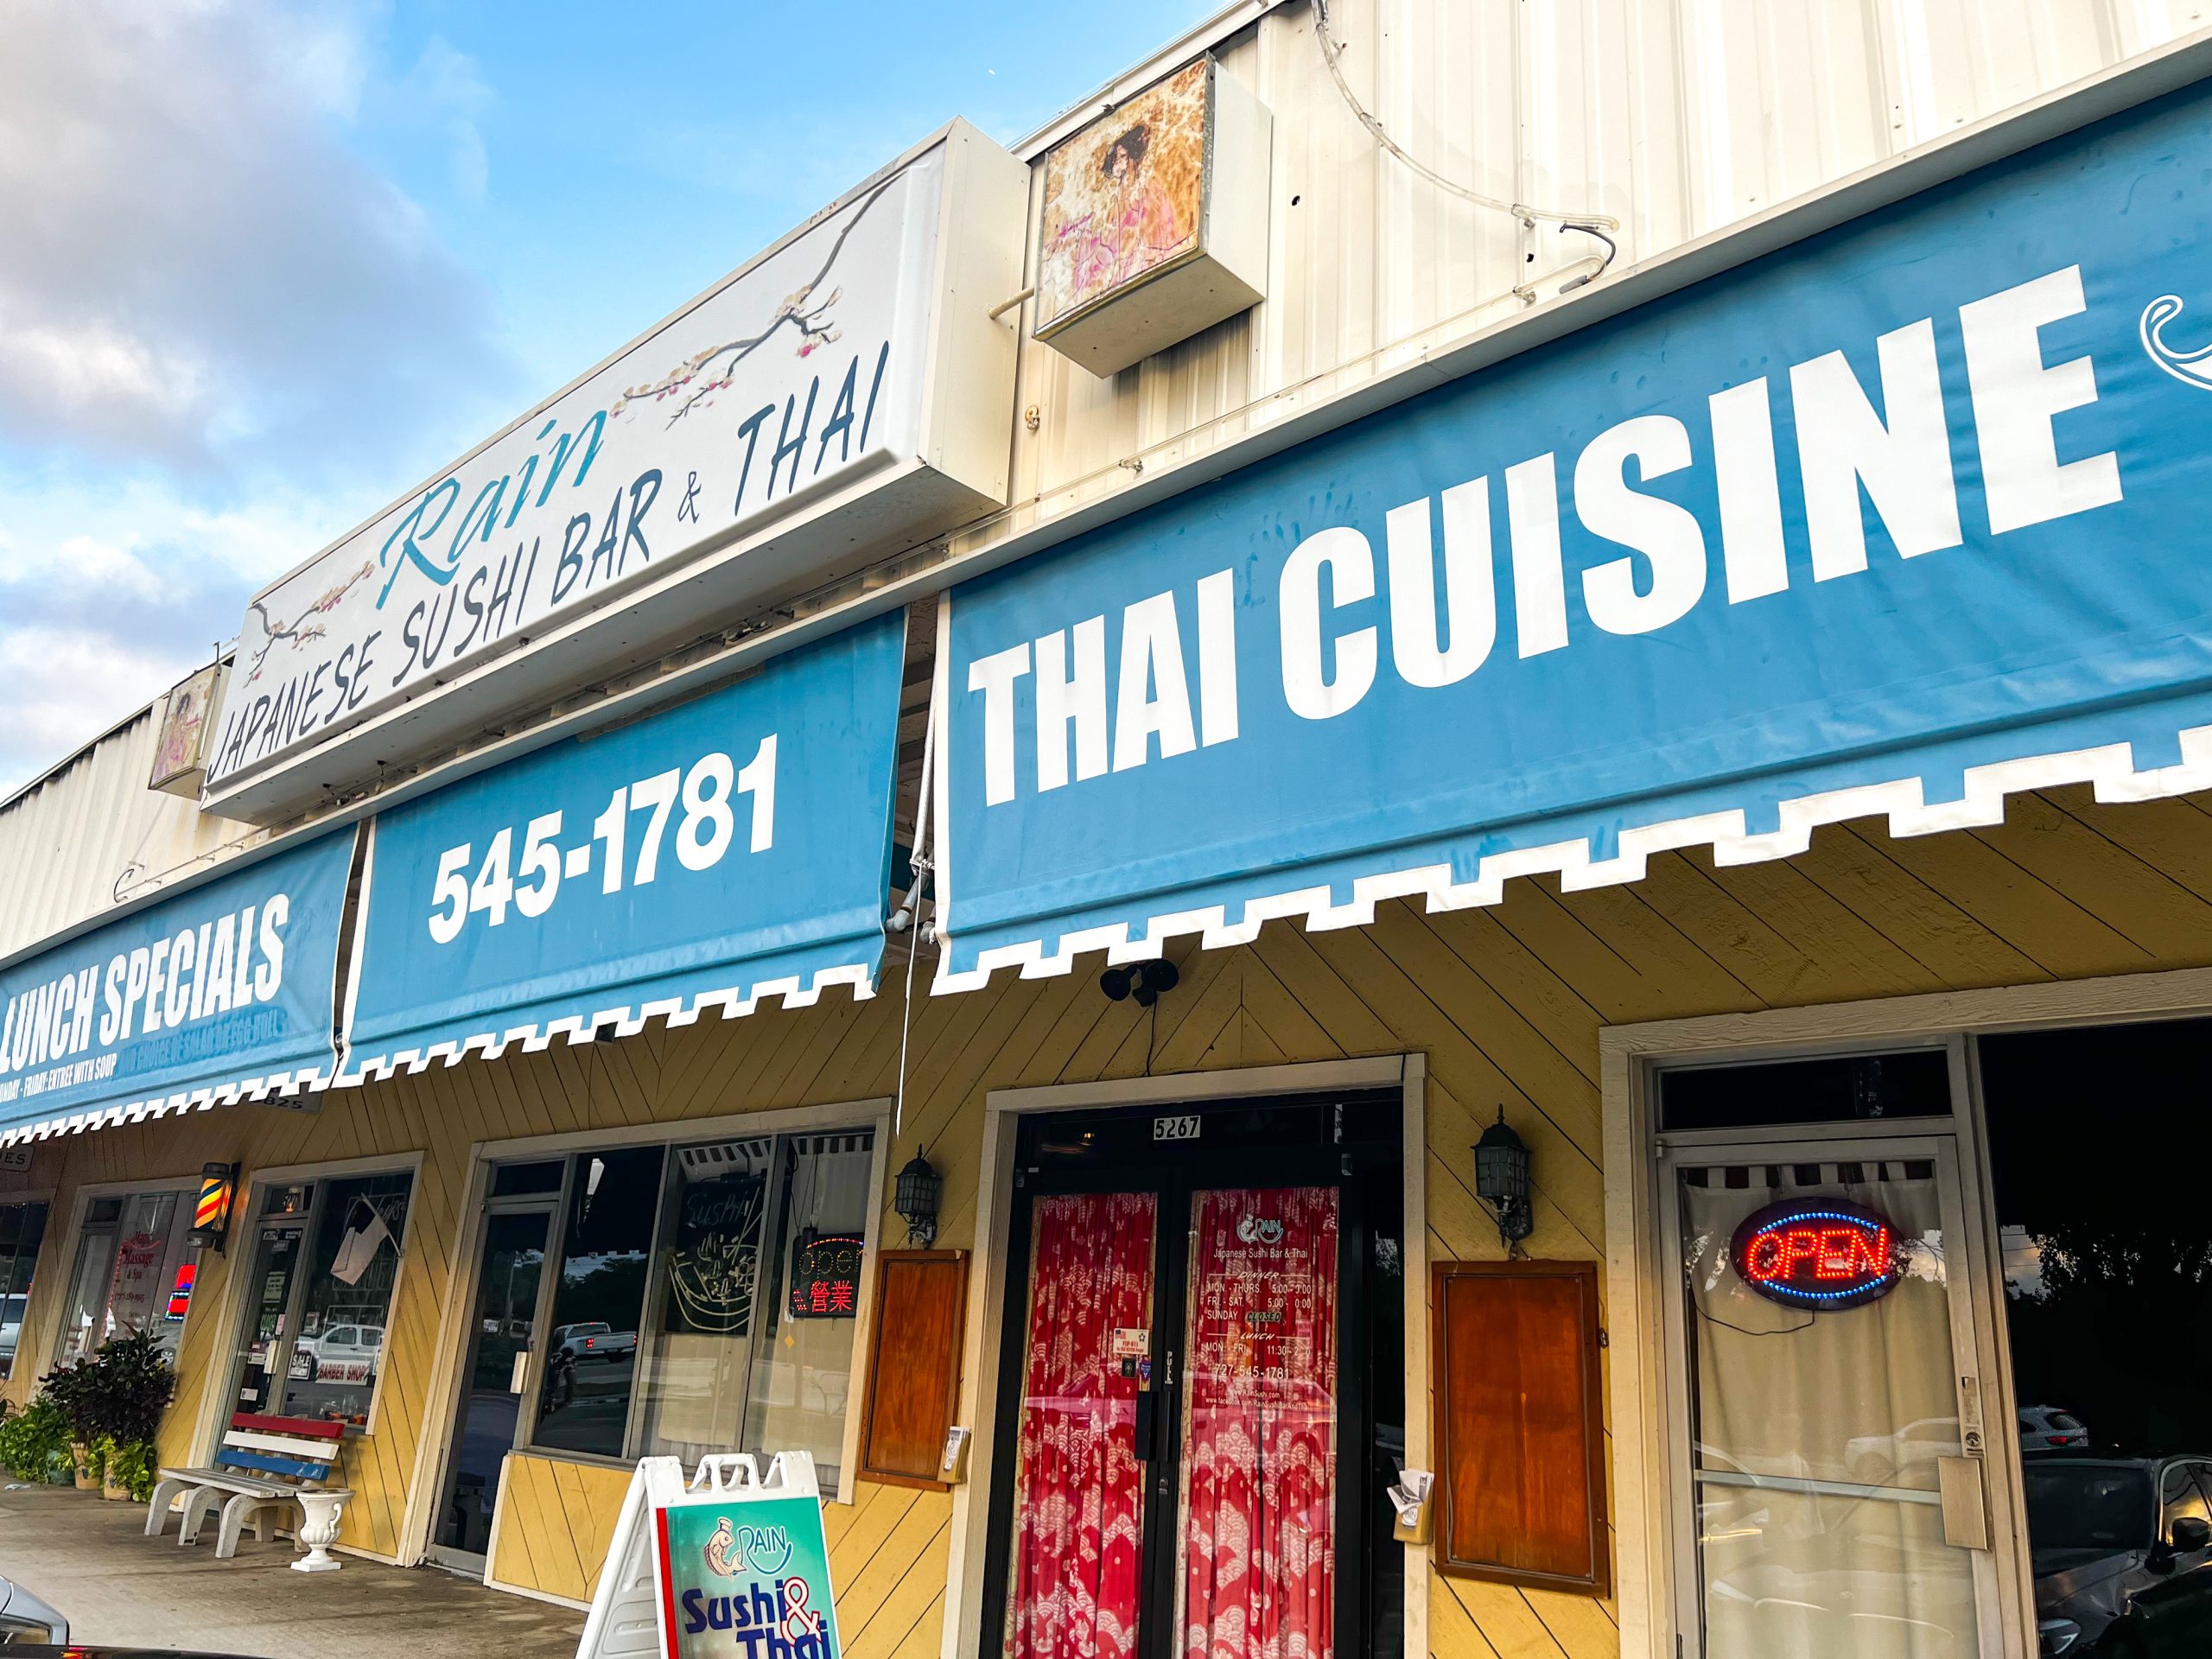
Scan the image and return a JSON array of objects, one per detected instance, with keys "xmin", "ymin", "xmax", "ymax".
[
  {"xmin": 242, "ymin": 561, "xmax": 376, "ymax": 686},
  {"xmin": 611, "ymin": 175, "xmax": 899, "ymax": 429}
]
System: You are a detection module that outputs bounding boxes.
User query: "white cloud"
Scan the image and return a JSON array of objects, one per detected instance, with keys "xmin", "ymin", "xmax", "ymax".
[
  {"xmin": 0, "ymin": 625, "xmax": 196, "ymax": 791},
  {"xmin": 0, "ymin": 0, "xmax": 510, "ymax": 478},
  {"xmin": 0, "ymin": 0, "xmax": 524, "ymax": 789},
  {"xmin": 0, "ymin": 473, "xmax": 380, "ymax": 789}
]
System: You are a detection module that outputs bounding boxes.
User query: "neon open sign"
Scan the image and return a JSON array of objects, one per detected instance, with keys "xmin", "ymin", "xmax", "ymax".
[{"xmin": 1729, "ymin": 1197, "xmax": 1901, "ymax": 1309}]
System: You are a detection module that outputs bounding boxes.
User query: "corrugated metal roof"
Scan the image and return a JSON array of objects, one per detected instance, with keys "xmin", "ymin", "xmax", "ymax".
[
  {"xmin": 1001, "ymin": 0, "xmax": 2202, "ymax": 523},
  {"xmin": 0, "ymin": 702, "xmax": 259, "ymax": 962}
]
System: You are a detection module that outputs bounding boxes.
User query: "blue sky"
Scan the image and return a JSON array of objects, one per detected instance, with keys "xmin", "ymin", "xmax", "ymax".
[{"xmin": 0, "ymin": 0, "xmax": 1216, "ymax": 791}]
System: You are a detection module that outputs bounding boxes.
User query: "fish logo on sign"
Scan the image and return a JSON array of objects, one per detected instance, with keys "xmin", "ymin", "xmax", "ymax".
[
  {"xmin": 1236, "ymin": 1215, "xmax": 1284, "ymax": 1246},
  {"xmin": 702, "ymin": 1516, "xmax": 795, "ymax": 1578},
  {"xmin": 2142, "ymin": 293, "xmax": 2212, "ymax": 391}
]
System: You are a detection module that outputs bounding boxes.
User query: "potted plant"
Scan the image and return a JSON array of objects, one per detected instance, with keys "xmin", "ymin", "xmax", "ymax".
[
  {"xmin": 102, "ymin": 1435, "xmax": 158, "ymax": 1503},
  {"xmin": 85, "ymin": 1332, "xmax": 176, "ymax": 1502},
  {"xmin": 95, "ymin": 1433, "xmax": 128, "ymax": 1501},
  {"xmin": 37, "ymin": 1357, "xmax": 101, "ymax": 1492},
  {"xmin": 39, "ymin": 1333, "xmax": 176, "ymax": 1500},
  {"xmin": 0, "ymin": 1396, "xmax": 73, "ymax": 1487}
]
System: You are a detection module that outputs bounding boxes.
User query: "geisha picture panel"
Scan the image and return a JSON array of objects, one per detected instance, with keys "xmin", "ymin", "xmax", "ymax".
[
  {"xmin": 1032, "ymin": 56, "xmax": 1271, "ymax": 377},
  {"xmin": 1039, "ymin": 59, "xmax": 1209, "ymax": 325}
]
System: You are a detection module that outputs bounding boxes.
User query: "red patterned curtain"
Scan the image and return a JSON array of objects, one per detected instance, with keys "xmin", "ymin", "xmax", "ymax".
[
  {"xmin": 1005, "ymin": 1191, "xmax": 1159, "ymax": 1659},
  {"xmin": 1180, "ymin": 1186, "xmax": 1338, "ymax": 1659}
]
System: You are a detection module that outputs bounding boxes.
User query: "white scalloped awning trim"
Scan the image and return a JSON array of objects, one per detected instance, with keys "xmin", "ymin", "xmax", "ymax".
[
  {"xmin": 343, "ymin": 959, "xmax": 878, "ymax": 1084},
  {"xmin": 0, "ymin": 1064, "xmax": 338, "ymax": 1147},
  {"xmin": 934, "ymin": 727, "xmax": 2212, "ymax": 994}
]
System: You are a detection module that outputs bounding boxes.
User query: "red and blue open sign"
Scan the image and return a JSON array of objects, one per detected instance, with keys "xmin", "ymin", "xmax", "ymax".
[{"xmin": 1729, "ymin": 1197, "xmax": 1901, "ymax": 1310}]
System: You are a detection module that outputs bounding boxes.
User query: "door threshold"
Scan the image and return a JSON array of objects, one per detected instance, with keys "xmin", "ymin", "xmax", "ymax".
[{"xmin": 421, "ymin": 1550, "xmax": 489, "ymax": 1583}]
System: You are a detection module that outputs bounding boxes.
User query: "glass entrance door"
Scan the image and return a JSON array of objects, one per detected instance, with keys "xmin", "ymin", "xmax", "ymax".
[
  {"xmin": 431, "ymin": 1205, "xmax": 554, "ymax": 1565},
  {"xmin": 1001, "ymin": 1189, "xmax": 1158, "ymax": 1659},
  {"xmin": 1662, "ymin": 1135, "xmax": 2012, "ymax": 1659},
  {"xmin": 1175, "ymin": 1185, "xmax": 1341, "ymax": 1659},
  {"xmin": 231, "ymin": 1217, "xmax": 307, "ymax": 1414},
  {"xmin": 985, "ymin": 1095, "xmax": 1401, "ymax": 1659}
]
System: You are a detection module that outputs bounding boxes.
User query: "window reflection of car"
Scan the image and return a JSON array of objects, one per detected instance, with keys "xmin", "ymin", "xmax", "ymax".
[
  {"xmin": 297, "ymin": 1324, "xmax": 385, "ymax": 1382},
  {"xmin": 540, "ymin": 1324, "xmax": 638, "ymax": 1414},
  {"xmin": 2021, "ymin": 1405, "xmax": 2091, "ymax": 1451},
  {"xmin": 551, "ymin": 1322, "xmax": 635, "ymax": 1363},
  {"xmin": 1693, "ymin": 1441, "xmax": 1853, "ymax": 1617},
  {"xmin": 2029, "ymin": 1454, "xmax": 2212, "ymax": 1656},
  {"xmin": 0, "ymin": 1293, "xmax": 26, "ymax": 1368}
]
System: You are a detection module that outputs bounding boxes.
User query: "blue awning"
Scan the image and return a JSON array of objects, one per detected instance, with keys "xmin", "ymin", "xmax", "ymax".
[
  {"xmin": 0, "ymin": 830, "xmax": 355, "ymax": 1142},
  {"xmin": 931, "ymin": 79, "xmax": 2212, "ymax": 990},
  {"xmin": 346, "ymin": 613, "xmax": 905, "ymax": 1075}
]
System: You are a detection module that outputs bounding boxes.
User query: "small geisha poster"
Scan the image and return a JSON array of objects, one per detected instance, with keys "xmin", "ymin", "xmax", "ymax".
[
  {"xmin": 657, "ymin": 1492, "xmax": 842, "ymax": 1659},
  {"xmin": 1037, "ymin": 58, "xmax": 1209, "ymax": 329}
]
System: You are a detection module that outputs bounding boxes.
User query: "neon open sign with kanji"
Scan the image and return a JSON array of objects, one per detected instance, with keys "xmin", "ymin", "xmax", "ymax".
[
  {"xmin": 1729, "ymin": 1197, "xmax": 1902, "ymax": 1310},
  {"xmin": 789, "ymin": 1233, "xmax": 863, "ymax": 1319}
]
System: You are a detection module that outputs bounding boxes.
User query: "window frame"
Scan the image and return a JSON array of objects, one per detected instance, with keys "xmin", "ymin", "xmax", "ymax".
[
  {"xmin": 194, "ymin": 1151, "xmax": 423, "ymax": 1453},
  {"xmin": 0, "ymin": 1187, "xmax": 54, "ymax": 1382},
  {"xmin": 1599, "ymin": 970, "xmax": 2212, "ymax": 1659},
  {"xmin": 46, "ymin": 1175, "xmax": 198, "ymax": 1372},
  {"xmin": 435, "ymin": 1100, "xmax": 892, "ymax": 1509}
]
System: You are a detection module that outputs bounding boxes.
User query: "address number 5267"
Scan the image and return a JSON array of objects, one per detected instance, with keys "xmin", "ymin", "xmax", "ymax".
[{"xmin": 427, "ymin": 735, "xmax": 777, "ymax": 944}]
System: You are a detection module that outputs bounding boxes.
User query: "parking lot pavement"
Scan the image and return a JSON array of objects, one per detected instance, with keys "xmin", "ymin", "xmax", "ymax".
[{"xmin": 0, "ymin": 1483, "xmax": 583, "ymax": 1658}]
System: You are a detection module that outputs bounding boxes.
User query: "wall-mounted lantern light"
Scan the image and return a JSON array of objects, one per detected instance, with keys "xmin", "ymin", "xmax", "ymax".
[
  {"xmin": 188, "ymin": 1161, "xmax": 238, "ymax": 1252},
  {"xmin": 1472, "ymin": 1108, "xmax": 1534, "ymax": 1252},
  {"xmin": 894, "ymin": 1149, "xmax": 943, "ymax": 1248}
]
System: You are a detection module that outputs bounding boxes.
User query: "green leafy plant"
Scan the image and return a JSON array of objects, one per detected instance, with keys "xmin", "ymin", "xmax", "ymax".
[
  {"xmin": 101, "ymin": 1436, "xmax": 157, "ymax": 1502},
  {"xmin": 37, "ymin": 1357, "xmax": 101, "ymax": 1449},
  {"xmin": 0, "ymin": 1395, "xmax": 72, "ymax": 1484},
  {"xmin": 84, "ymin": 1332, "xmax": 177, "ymax": 1446},
  {"xmin": 38, "ymin": 1332, "xmax": 177, "ymax": 1490}
]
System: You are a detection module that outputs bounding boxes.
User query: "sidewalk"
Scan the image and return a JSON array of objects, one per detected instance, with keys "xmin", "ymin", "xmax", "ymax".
[{"xmin": 0, "ymin": 1483, "xmax": 583, "ymax": 1657}]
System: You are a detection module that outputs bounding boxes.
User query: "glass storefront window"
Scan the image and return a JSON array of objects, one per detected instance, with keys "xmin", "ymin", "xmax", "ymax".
[
  {"xmin": 634, "ymin": 1131, "xmax": 876, "ymax": 1478},
  {"xmin": 531, "ymin": 1145, "xmax": 664, "ymax": 1457},
  {"xmin": 0, "ymin": 1200, "xmax": 49, "ymax": 1379},
  {"xmin": 639, "ymin": 1137, "xmax": 775, "ymax": 1464},
  {"xmin": 56, "ymin": 1188, "xmax": 192, "ymax": 1364},
  {"xmin": 222, "ymin": 1170, "xmax": 415, "ymax": 1428},
  {"xmin": 740, "ymin": 1130, "xmax": 874, "ymax": 1479},
  {"xmin": 1980, "ymin": 1018, "xmax": 2212, "ymax": 1655},
  {"xmin": 1660, "ymin": 1050, "xmax": 1952, "ymax": 1131},
  {"xmin": 512, "ymin": 1128, "xmax": 876, "ymax": 1478},
  {"xmin": 282, "ymin": 1172, "xmax": 413, "ymax": 1424}
]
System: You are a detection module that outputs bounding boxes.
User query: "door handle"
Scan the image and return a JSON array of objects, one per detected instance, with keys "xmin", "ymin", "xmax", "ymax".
[{"xmin": 509, "ymin": 1349, "xmax": 531, "ymax": 1395}]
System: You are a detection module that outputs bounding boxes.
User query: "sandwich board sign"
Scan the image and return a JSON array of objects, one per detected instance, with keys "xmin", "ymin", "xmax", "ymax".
[{"xmin": 576, "ymin": 1452, "xmax": 842, "ymax": 1659}]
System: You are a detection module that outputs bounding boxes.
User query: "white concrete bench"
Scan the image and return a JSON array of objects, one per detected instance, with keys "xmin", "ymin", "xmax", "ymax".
[{"xmin": 146, "ymin": 1412, "xmax": 354, "ymax": 1572}]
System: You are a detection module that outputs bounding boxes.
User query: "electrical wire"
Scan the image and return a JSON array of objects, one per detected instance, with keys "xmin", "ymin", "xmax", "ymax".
[
  {"xmin": 1311, "ymin": 0, "xmax": 1619, "ymax": 235},
  {"xmin": 891, "ymin": 640, "xmax": 938, "ymax": 1141}
]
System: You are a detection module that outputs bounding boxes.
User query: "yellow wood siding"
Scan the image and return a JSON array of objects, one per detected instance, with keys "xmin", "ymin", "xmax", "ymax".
[
  {"xmin": 489, "ymin": 1452, "xmax": 632, "ymax": 1604},
  {"xmin": 3, "ymin": 782, "xmax": 2210, "ymax": 1659},
  {"xmin": 485, "ymin": 1457, "xmax": 958, "ymax": 1637}
]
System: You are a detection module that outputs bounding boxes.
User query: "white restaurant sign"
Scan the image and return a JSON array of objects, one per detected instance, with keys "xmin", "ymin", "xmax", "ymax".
[{"xmin": 203, "ymin": 121, "xmax": 1023, "ymax": 822}]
